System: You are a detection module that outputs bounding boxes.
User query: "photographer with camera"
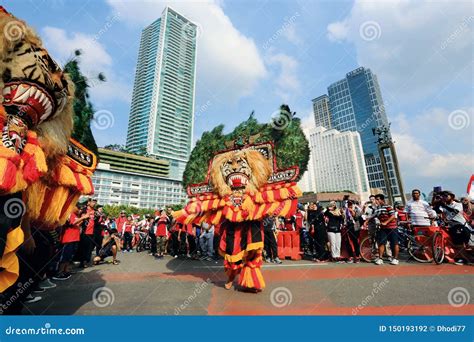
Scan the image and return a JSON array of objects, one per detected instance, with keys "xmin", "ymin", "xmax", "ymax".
[
  {"xmin": 93, "ymin": 205, "xmax": 107, "ymax": 256},
  {"xmin": 439, "ymin": 191, "xmax": 472, "ymax": 265}
]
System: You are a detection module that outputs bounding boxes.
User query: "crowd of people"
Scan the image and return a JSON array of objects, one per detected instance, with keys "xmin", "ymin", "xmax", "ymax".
[
  {"xmin": 6, "ymin": 189, "xmax": 473, "ymax": 313},
  {"xmin": 298, "ymin": 190, "xmax": 473, "ymax": 266}
]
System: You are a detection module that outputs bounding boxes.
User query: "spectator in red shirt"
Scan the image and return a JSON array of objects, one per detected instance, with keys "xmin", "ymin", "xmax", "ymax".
[
  {"xmin": 54, "ymin": 204, "xmax": 89, "ymax": 280},
  {"xmin": 78, "ymin": 198, "xmax": 97, "ymax": 268},
  {"xmin": 122, "ymin": 216, "xmax": 134, "ymax": 252},
  {"xmin": 374, "ymin": 194, "xmax": 399, "ymax": 265},
  {"xmin": 115, "ymin": 211, "xmax": 127, "ymax": 237},
  {"xmin": 155, "ymin": 211, "xmax": 169, "ymax": 258},
  {"xmin": 284, "ymin": 217, "xmax": 294, "ymax": 231}
]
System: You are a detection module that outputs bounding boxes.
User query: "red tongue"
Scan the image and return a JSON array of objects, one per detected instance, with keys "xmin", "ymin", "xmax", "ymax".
[{"xmin": 232, "ymin": 177, "xmax": 242, "ymax": 187}]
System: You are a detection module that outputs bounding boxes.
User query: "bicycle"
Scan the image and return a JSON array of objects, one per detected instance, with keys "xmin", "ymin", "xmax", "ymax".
[
  {"xmin": 360, "ymin": 222, "xmax": 434, "ymax": 263},
  {"xmin": 432, "ymin": 220, "xmax": 474, "ymax": 264},
  {"xmin": 135, "ymin": 231, "xmax": 150, "ymax": 253},
  {"xmin": 399, "ymin": 224, "xmax": 434, "ymax": 263},
  {"xmin": 360, "ymin": 225, "xmax": 381, "ymax": 262}
]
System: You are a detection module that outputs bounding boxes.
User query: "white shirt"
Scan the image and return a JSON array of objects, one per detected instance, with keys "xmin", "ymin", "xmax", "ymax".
[
  {"xmin": 406, "ymin": 199, "xmax": 436, "ymax": 226},
  {"xmin": 443, "ymin": 201, "xmax": 466, "ymax": 225}
]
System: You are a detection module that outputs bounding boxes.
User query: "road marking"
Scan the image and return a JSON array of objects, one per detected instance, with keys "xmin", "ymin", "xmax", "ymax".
[{"xmin": 193, "ymin": 263, "xmax": 329, "ymax": 269}]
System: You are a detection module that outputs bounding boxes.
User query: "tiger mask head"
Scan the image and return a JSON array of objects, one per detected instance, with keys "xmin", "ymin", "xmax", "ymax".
[
  {"xmin": 0, "ymin": 8, "xmax": 74, "ymax": 158},
  {"xmin": 209, "ymin": 149, "xmax": 272, "ymax": 198}
]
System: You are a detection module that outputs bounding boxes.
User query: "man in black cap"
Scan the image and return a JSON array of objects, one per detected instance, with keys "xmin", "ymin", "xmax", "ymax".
[
  {"xmin": 440, "ymin": 191, "xmax": 471, "ymax": 264},
  {"xmin": 93, "ymin": 204, "xmax": 106, "ymax": 256}
]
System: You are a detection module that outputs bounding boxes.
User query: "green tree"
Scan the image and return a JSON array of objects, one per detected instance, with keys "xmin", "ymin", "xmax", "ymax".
[
  {"xmin": 64, "ymin": 50, "xmax": 106, "ymax": 155},
  {"xmin": 102, "ymin": 203, "xmax": 184, "ymax": 218},
  {"xmin": 182, "ymin": 105, "xmax": 309, "ymax": 188},
  {"xmin": 182, "ymin": 124, "xmax": 226, "ymax": 186},
  {"xmin": 103, "ymin": 144, "xmax": 130, "ymax": 153}
]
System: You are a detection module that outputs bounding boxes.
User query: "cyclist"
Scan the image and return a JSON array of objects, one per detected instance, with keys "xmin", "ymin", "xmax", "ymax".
[
  {"xmin": 440, "ymin": 191, "xmax": 472, "ymax": 264},
  {"xmin": 373, "ymin": 194, "xmax": 399, "ymax": 265}
]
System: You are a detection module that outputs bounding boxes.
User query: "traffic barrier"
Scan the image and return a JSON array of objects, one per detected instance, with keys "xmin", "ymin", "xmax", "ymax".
[{"xmin": 277, "ymin": 231, "xmax": 301, "ymax": 260}]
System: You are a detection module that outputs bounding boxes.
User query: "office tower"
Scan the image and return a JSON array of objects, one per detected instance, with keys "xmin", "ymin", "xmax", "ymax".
[
  {"xmin": 300, "ymin": 126, "xmax": 370, "ymax": 200},
  {"xmin": 312, "ymin": 94, "xmax": 332, "ymax": 129},
  {"xmin": 327, "ymin": 67, "xmax": 403, "ymax": 199},
  {"xmin": 126, "ymin": 7, "xmax": 197, "ymax": 180}
]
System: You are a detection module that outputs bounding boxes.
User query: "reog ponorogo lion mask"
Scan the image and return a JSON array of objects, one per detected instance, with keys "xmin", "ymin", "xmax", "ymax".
[{"xmin": 174, "ymin": 141, "xmax": 302, "ymax": 225}]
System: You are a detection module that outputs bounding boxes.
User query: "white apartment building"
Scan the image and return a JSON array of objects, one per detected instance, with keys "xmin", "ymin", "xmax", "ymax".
[{"xmin": 299, "ymin": 126, "xmax": 370, "ymax": 201}]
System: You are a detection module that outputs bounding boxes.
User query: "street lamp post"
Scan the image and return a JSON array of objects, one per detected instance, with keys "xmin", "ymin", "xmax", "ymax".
[{"xmin": 372, "ymin": 124, "xmax": 405, "ymax": 205}]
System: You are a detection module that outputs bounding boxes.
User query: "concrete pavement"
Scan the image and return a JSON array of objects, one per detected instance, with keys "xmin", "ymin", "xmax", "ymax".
[{"xmin": 24, "ymin": 251, "xmax": 474, "ymax": 315}]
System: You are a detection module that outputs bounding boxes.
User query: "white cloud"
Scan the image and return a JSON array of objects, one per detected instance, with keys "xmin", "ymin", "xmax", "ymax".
[
  {"xmin": 327, "ymin": 21, "xmax": 348, "ymax": 42},
  {"xmin": 42, "ymin": 27, "xmax": 112, "ymax": 68},
  {"xmin": 326, "ymin": 0, "xmax": 473, "ymax": 101},
  {"xmin": 393, "ymin": 132, "xmax": 473, "ymax": 179},
  {"xmin": 392, "ymin": 106, "xmax": 473, "ymax": 181},
  {"xmin": 266, "ymin": 52, "xmax": 300, "ymax": 102},
  {"xmin": 105, "ymin": 0, "xmax": 267, "ymax": 103},
  {"xmin": 282, "ymin": 24, "xmax": 303, "ymax": 46},
  {"xmin": 42, "ymin": 27, "xmax": 131, "ymax": 105}
]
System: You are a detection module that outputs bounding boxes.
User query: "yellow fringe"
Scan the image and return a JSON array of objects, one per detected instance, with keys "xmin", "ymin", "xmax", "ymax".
[
  {"xmin": 58, "ymin": 193, "xmax": 81, "ymax": 224},
  {"xmin": 0, "ymin": 227, "xmax": 24, "ymax": 292},
  {"xmin": 58, "ymin": 163, "xmax": 76, "ymax": 186},
  {"xmin": 24, "ymin": 181, "xmax": 47, "ymax": 219},
  {"xmin": 42, "ymin": 186, "xmax": 69, "ymax": 225}
]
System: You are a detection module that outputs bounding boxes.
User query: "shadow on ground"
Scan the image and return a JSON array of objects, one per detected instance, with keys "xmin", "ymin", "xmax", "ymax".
[{"xmin": 23, "ymin": 268, "xmax": 106, "ymax": 315}]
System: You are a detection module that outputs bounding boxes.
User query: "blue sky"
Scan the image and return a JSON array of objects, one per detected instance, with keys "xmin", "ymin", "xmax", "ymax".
[{"xmin": 5, "ymin": 0, "xmax": 473, "ymax": 196}]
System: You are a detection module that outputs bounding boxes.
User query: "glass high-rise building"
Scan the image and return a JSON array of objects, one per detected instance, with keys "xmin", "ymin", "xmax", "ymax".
[
  {"xmin": 312, "ymin": 94, "xmax": 332, "ymax": 129},
  {"xmin": 327, "ymin": 67, "xmax": 402, "ymax": 197},
  {"xmin": 126, "ymin": 7, "xmax": 197, "ymax": 180}
]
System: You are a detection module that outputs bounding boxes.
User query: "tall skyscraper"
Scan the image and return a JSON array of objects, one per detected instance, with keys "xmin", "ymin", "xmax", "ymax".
[
  {"xmin": 126, "ymin": 7, "xmax": 197, "ymax": 180},
  {"xmin": 326, "ymin": 67, "xmax": 403, "ymax": 198},
  {"xmin": 299, "ymin": 126, "xmax": 370, "ymax": 200},
  {"xmin": 312, "ymin": 94, "xmax": 332, "ymax": 129}
]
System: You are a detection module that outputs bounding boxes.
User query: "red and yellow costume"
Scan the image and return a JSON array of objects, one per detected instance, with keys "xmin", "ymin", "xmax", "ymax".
[
  {"xmin": 0, "ymin": 7, "xmax": 96, "ymax": 291},
  {"xmin": 174, "ymin": 141, "xmax": 301, "ymax": 291}
]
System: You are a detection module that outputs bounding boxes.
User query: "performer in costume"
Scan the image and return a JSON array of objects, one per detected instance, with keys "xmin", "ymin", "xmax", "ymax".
[
  {"xmin": 0, "ymin": 7, "xmax": 96, "ymax": 294},
  {"xmin": 174, "ymin": 139, "xmax": 301, "ymax": 292}
]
